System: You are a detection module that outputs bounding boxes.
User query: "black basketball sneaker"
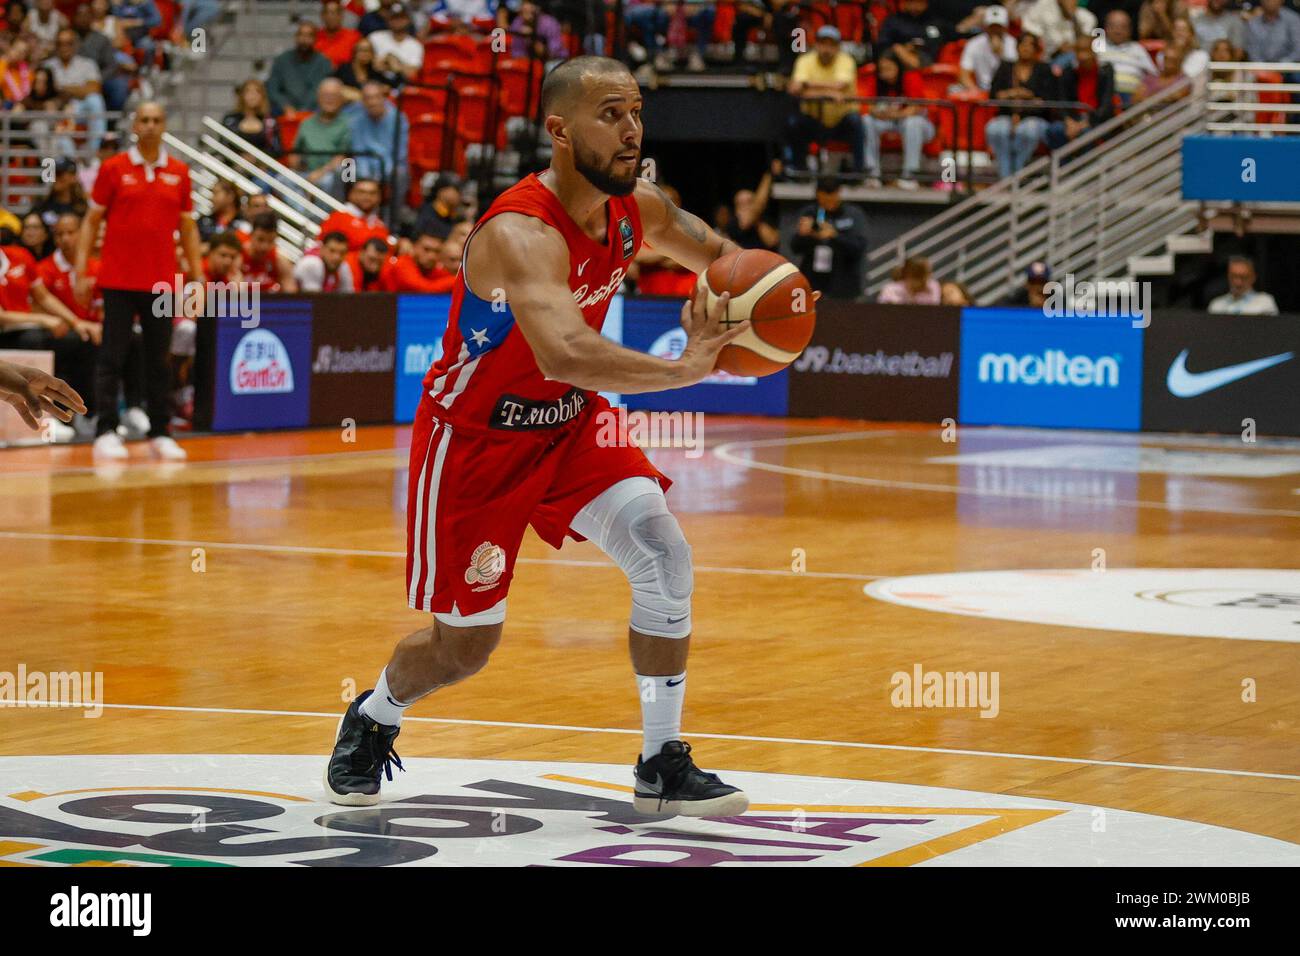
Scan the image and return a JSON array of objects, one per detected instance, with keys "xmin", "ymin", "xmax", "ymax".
[
  {"xmin": 324, "ymin": 689, "xmax": 404, "ymax": 806},
  {"xmin": 633, "ymin": 740, "xmax": 749, "ymax": 817}
]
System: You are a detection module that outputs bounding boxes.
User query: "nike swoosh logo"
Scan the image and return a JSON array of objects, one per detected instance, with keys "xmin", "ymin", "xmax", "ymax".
[
  {"xmin": 666, "ymin": 615, "xmax": 686, "ymax": 624},
  {"xmin": 1166, "ymin": 349, "xmax": 1294, "ymax": 398},
  {"xmin": 577, "ymin": 258, "xmax": 590, "ymax": 276},
  {"xmin": 665, "ymin": 678, "xmax": 684, "ymax": 687}
]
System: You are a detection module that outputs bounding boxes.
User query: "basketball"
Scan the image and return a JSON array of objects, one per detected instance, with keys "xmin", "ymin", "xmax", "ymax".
[{"xmin": 697, "ymin": 249, "xmax": 817, "ymax": 377}]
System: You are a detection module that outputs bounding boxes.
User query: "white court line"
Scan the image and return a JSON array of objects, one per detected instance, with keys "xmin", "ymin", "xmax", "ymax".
[
  {"xmin": 714, "ymin": 435, "xmax": 1300, "ymax": 518},
  {"xmin": 0, "ymin": 447, "xmax": 407, "ymax": 480},
  {"xmin": 0, "ymin": 530, "xmax": 882, "ymax": 582},
  {"xmin": 6, "ymin": 699, "xmax": 1298, "ymax": 782}
]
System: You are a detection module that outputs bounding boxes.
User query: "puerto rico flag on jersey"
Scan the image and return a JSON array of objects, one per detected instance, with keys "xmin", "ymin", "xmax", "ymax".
[{"xmin": 421, "ymin": 173, "xmax": 643, "ymax": 432}]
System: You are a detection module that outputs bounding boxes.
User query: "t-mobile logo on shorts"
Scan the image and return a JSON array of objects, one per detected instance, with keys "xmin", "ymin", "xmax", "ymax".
[{"xmin": 490, "ymin": 388, "xmax": 587, "ymax": 430}]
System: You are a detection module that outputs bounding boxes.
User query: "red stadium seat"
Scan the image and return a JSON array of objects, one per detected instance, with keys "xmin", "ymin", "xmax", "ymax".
[
  {"xmin": 496, "ymin": 58, "xmax": 544, "ymax": 118},
  {"xmin": 713, "ymin": 2, "xmax": 736, "ymax": 41},
  {"xmin": 279, "ymin": 110, "xmax": 311, "ymax": 151},
  {"xmin": 425, "ymin": 34, "xmax": 478, "ymax": 66},
  {"xmin": 1254, "ymin": 70, "xmax": 1287, "ymax": 126},
  {"xmin": 400, "ymin": 86, "xmax": 451, "ymax": 122},
  {"xmin": 454, "ymin": 81, "xmax": 499, "ymax": 146},
  {"xmin": 937, "ymin": 39, "xmax": 965, "ymax": 66}
]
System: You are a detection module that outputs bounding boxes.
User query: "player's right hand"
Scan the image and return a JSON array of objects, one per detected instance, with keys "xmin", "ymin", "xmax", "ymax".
[
  {"xmin": 0, "ymin": 359, "xmax": 87, "ymax": 430},
  {"xmin": 678, "ymin": 285, "xmax": 749, "ymax": 384}
]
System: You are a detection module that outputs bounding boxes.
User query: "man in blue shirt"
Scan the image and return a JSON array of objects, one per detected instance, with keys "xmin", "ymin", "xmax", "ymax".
[
  {"xmin": 1245, "ymin": 0, "xmax": 1300, "ymax": 62},
  {"xmin": 347, "ymin": 80, "xmax": 410, "ymax": 200}
]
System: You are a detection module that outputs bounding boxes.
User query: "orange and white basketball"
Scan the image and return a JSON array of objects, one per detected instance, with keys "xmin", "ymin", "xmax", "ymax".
[{"xmin": 697, "ymin": 249, "xmax": 817, "ymax": 377}]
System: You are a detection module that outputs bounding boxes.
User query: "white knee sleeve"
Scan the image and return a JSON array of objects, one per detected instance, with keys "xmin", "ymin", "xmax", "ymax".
[{"xmin": 572, "ymin": 478, "xmax": 693, "ymax": 638}]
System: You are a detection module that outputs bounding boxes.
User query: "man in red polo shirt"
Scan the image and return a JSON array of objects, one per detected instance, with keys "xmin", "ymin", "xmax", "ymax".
[
  {"xmin": 38, "ymin": 212, "xmax": 101, "ymax": 322},
  {"xmin": 316, "ymin": 0, "xmax": 361, "ymax": 67},
  {"xmin": 379, "ymin": 230, "xmax": 455, "ymax": 293},
  {"xmin": 345, "ymin": 237, "xmax": 391, "ymax": 291},
  {"xmin": 77, "ymin": 101, "xmax": 202, "ymax": 461},
  {"xmin": 318, "ymin": 178, "xmax": 392, "ymax": 251}
]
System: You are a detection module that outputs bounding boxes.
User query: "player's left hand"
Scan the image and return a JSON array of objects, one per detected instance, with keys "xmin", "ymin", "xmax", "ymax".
[{"xmin": 0, "ymin": 359, "xmax": 87, "ymax": 430}]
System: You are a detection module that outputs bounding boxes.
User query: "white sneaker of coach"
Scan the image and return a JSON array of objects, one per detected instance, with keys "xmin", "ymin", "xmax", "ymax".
[
  {"xmin": 149, "ymin": 436, "xmax": 187, "ymax": 461},
  {"xmin": 118, "ymin": 407, "xmax": 151, "ymax": 439},
  {"xmin": 93, "ymin": 432, "xmax": 129, "ymax": 460}
]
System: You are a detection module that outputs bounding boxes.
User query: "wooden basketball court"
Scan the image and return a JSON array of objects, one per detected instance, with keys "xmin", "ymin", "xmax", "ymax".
[{"xmin": 2, "ymin": 418, "xmax": 1298, "ymax": 866}]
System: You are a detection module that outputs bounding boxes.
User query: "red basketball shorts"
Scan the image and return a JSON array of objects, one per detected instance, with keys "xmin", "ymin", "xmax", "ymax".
[{"xmin": 404, "ymin": 392, "xmax": 670, "ymax": 620}]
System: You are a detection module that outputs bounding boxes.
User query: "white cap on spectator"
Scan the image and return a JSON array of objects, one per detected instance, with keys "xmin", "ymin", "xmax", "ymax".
[{"xmin": 984, "ymin": 6, "xmax": 1009, "ymax": 27}]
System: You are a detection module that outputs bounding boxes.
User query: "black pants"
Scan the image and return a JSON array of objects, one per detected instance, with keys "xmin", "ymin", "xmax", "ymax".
[
  {"xmin": 96, "ymin": 288, "xmax": 173, "ymax": 438},
  {"xmin": 0, "ymin": 325, "xmax": 98, "ymax": 415}
]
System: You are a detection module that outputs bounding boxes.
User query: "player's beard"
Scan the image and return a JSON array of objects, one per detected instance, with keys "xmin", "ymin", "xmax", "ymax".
[{"xmin": 573, "ymin": 142, "xmax": 638, "ymax": 197}]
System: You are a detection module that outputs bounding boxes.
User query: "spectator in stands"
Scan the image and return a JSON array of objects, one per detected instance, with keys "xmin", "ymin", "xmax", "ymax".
[
  {"xmin": 45, "ymin": 27, "xmax": 107, "ymax": 150},
  {"xmin": 876, "ymin": 0, "xmax": 949, "ymax": 71},
  {"xmin": 32, "ymin": 159, "xmax": 88, "ymax": 228},
  {"xmin": 791, "ymin": 177, "xmax": 868, "ymax": 299},
  {"xmin": 348, "ymin": 80, "xmax": 409, "ymax": 196},
  {"xmin": 180, "ymin": 0, "xmax": 225, "ymax": 39},
  {"xmin": 985, "ymin": 32, "xmax": 1053, "ymax": 178},
  {"xmin": 4, "ymin": 3, "xmax": 29, "ymax": 37},
  {"xmin": 1099, "ymin": 10, "xmax": 1156, "ymax": 106},
  {"xmin": 940, "ymin": 279, "xmax": 972, "ymax": 305},
  {"xmin": 267, "ymin": 21, "xmax": 335, "ymax": 113},
  {"xmin": 16, "ymin": 65, "xmax": 77, "ymax": 157},
  {"xmin": 358, "ymin": 0, "xmax": 398, "ymax": 36},
  {"xmin": 70, "ymin": 3, "xmax": 126, "ymax": 112},
  {"xmin": 510, "ymin": 0, "xmax": 568, "ymax": 63},
  {"xmin": 196, "ymin": 179, "xmax": 247, "ymax": 244},
  {"xmin": 722, "ymin": 163, "xmax": 779, "ymax": 251},
  {"xmin": 786, "ymin": 27, "xmax": 865, "ymax": 177},
  {"xmin": 1021, "ymin": 0, "xmax": 1097, "ymax": 66},
  {"xmin": 202, "ymin": 231, "xmax": 243, "ymax": 284},
  {"xmin": 381, "ymin": 229, "xmax": 455, "ymax": 292},
  {"xmin": 958, "ymin": 6, "xmax": 1016, "ymax": 92},
  {"xmin": 79, "ymin": 132, "xmax": 119, "ymax": 194},
  {"xmin": 1137, "ymin": 0, "xmax": 1185, "ymax": 41},
  {"xmin": 878, "ymin": 256, "xmax": 942, "ymax": 304},
  {"xmin": 347, "ymin": 236, "xmax": 391, "ymax": 291},
  {"xmin": 244, "ymin": 191, "xmax": 271, "ymax": 220},
  {"xmin": 292, "ymin": 77, "xmax": 353, "ymax": 194},
  {"xmin": 20, "ymin": 213, "xmax": 54, "ymax": 260},
  {"xmin": 335, "ymin": 37, "xmax": 401, "ymax": 100},
  {"xmin": 1001, "ymin": 260, "xmax": 1050, "ymax": 307},
  {"xmin": 294, "ymin": 230, "xmax": 355, "ymax": 291},
  {"xmin": 1134, "ymin": 43, "xmax": 1188, "ymax": 101},
  {"xmin": 369, "ymin": 2, "xmax": 424, "ymax": 83},
  {"xmin": 317, "ymin": 0, "xmax": 362, "ymax": 67},
  {"xmin": 222, "ymin": 79, "xmax": 283, "ymax": 156},
  {"xmin": 625, "ymin": 0, "xmax": 711, "ymax": 76},
  {"xmin": 1245, "ymin": 0, "xmax": 1300, "ymax": 65},
  {"xmin": 111, "ymin": 1, "xmax": 162, "ymax": 67},
  {"xmin": 863, "ymin": 52, "xmax": 935, "ymax": 190},
  {"xmin": 1047, "ymin": 34, "xmax": 1116, "ymax": 148},
  {"xmin": 1164, "ymin": 18, "xmax": 1206, "ymax": 77},
  {"xmin": 241, "ymin": 212, "xmax": 298, "ymax": 293},
  {"xmin": 1, "ymin": 36, "xmax": 35, "ymax": 106},
  {"xmin": 25, "ymin": 0, "xmax": 67, "ymax": 52},
  {"xmin": 89, "ymin": 0, "xmax": 126, "ymax": 51},
  {"xmin": 414, "ymin": 173, "xmax": 464, "ymax": 238},
  {"xmin": 1192, "ymin": 0, "xmax": 1244, "ymax": 57},
  {"xmin": 0, "ymin": 231, "xmax": 99, "ymax": 437},
  {"xmin": 1208, "ymin": 256, "xmax": 1279, "ymax": 315},
  {"xmin": 319, "ymin": 178, "xmax": 392, "ymax": 251}
]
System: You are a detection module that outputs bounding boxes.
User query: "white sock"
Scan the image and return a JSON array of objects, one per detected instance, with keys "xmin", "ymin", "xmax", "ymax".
[
  {"xmin": 636, "ymin": 672, "xmax": 685, "ymax": 760},
  {"xmin": 360, "ymin": 668, "xmax": 407, "ymax": 726}
]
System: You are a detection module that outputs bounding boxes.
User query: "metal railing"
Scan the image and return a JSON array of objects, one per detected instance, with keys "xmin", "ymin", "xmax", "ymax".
[
  {"xmin": 1206, "ymin": 61, "xmax": 1300, "ymax": 135},
  {"xmin": 866, "ymin": 76, "xmax": 1205, "ymax": 304},
  {"xmin": 0, "ymin": 110, "xmax": 126, "ymax": 209}
]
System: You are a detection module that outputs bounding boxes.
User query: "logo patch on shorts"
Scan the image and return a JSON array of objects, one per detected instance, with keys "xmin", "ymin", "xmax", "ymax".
[{"xmin": 465, "ymin": 541, "xmax": 507, "ymax": 591}]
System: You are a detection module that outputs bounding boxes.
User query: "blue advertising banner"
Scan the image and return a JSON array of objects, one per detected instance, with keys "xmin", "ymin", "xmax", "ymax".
[
  {"xmin": 958, "ymin": 308, "xmax": 1144, "ymax": 430},
  {"xmin": 393, "ymin": 294, "xmax": 452, "ymax": 423},
  {"xmin": 1182, "ymin": 136, "xmax": 1300, "ymax": 203},
  {"xmin": 619, "ymin": 296, "xmax": 789, "ymax": 416},
  {"xmin": 212, "ymin": 299, "xmax": 313, "ymax": 431}
]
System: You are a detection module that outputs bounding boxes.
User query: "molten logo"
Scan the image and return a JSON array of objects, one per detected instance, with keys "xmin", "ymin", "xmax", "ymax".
[
  {"xmin": 231, "ymin": 329, "xmax": 294, "ymax": 394},
  {"xmin": 978, "ymin": 350, "xmax": 1119, "ymax": 388}
]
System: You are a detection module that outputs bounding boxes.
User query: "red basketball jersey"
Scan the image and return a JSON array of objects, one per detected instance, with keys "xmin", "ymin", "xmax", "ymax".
[{"xmin": 421, "ymin": 174, "xmax": 643, "ymax": 432}]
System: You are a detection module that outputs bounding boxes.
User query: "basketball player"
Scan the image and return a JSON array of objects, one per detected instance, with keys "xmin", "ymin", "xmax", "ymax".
[{"xmin": 327, "ymin": 56, "xmax": 795, "ymax": 817}]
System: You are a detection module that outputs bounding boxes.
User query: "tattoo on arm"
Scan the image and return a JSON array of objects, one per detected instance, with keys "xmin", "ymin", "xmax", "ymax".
[{"xmin": 652, "ymin": 181, "xmax": 730, "ymax": 257}]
